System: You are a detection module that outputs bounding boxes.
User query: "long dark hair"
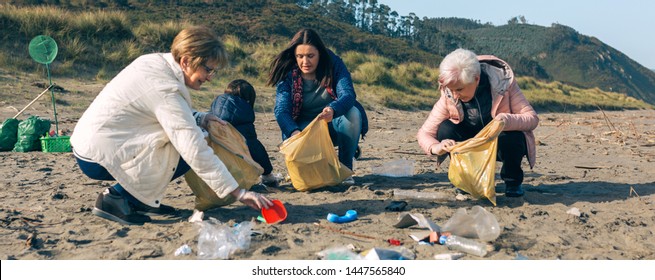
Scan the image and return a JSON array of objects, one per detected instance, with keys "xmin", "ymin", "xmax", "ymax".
[
  {"xmin": 225, "ymin": 79, "xmax": 256, "ymax": 108},
  {"xmin": 267, "ymin": 28, "xmax": 333, "ymax": 89}
]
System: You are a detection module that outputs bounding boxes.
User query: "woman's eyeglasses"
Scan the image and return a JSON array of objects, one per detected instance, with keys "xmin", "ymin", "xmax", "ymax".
[{"xmin": 201, "ymin": 64, "xmax": 217, "ymax": 76}]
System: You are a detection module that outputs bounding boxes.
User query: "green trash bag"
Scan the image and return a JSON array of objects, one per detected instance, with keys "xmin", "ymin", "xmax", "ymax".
[
  {"xmin": 0, "ymin": 118, "xmax": 20, "ymax": 151},
  {"xmin": 13, "ymin": 116, "xmax": 51, "ymax": 152}
]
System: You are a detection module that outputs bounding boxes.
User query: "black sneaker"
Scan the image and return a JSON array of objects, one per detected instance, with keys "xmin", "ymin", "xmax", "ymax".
[
  {"xmin": 132, "ymin": 203, "xmax": 178, "ymax": 216},
  {"xmin": 92, "ymin": 188, "xmax": 151, "ymax": 225},
  {"xmin": 505, "ymin": 184, "xmax": 525, "ymax": 197}
]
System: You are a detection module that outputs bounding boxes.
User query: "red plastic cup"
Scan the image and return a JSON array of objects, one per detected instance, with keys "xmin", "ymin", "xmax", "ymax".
[{"xmin": 261, "ymin": 200, "xmax": 287, "ymax": 224}]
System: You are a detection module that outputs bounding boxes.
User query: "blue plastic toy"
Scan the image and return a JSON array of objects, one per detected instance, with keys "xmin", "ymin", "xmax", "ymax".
[{"xmin": 327, "ymin": 210, "xmax": 358, "ymax": 223}]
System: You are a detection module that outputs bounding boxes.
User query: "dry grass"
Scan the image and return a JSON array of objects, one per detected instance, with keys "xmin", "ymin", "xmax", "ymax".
[{"xmin": 1, "ymin": 4, "xmax": 651, "ymax": 112}]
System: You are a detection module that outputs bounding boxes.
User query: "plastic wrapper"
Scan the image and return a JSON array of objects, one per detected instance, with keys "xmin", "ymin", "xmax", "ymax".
[
  {"xmin": 0, "ymin": 118, "xmax": 19, "ymax": 151},
  {"xmin": 373, "ymin": 159, "xmax": 414, "ymax": 177},
  {"xmin": 13, "ymin": 115, "xmax": 50, "ymax": 152},
  {"xmin": 317, "ymin": 245, "xmax": 362, "ymax": 260},
  {"xmin": 196, "ymin": 218, "xmax": 252, "ymax": 260},
  {"xmin": 441, "ymin": 206, "xmax": 501, "ymax": 242}
]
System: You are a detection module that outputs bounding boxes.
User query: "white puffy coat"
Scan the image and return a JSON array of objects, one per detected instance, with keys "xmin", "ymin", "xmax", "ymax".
[{"xmin": 71, "ymin": 53, "xmax": 238, "ymax": 207}]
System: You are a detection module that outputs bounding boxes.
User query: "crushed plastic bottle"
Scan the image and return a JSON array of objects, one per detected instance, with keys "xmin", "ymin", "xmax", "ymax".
[
  {"xmin": 374, "ymin": 159, "xmax": 414, "ymax": 177},
  {"xmin": 393, "ymin": 189, "xmax": 452, "ymax": 202},
  {"xmin": 438, "ymin": 234, "xmax": 488, "ymax": 257},
  {"xmin": 196, "ymin": 218, "xmax": 253, "ymax": 259}
]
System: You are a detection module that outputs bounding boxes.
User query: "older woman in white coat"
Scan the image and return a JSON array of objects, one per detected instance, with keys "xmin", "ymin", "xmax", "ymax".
[{"xmin": 71, "ymin": 26, "xmax": 272, "ymax": 225}]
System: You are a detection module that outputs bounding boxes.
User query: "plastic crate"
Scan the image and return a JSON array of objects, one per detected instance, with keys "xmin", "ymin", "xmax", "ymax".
[{"xmin": 40, "ymin": 136, "xmax": 71, "ymax": 153}]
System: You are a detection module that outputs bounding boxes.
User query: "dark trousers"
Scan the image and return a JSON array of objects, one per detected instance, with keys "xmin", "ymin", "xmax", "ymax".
[
  {"xmin": 75, "ymin": 156, "xmax": 190, "ymax": 206},
  {"xmin": 246, "ymin": 138, "xmax": 273, "ymax": 175},
  {"xmin": 437, "ymin": 120, "xmax": 527, "ymax": 187}
]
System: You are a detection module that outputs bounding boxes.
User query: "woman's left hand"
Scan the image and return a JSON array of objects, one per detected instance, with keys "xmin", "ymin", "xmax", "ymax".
[{"xmin": 317, "ymin": 106, "xmax": 334, "ymax": 122}]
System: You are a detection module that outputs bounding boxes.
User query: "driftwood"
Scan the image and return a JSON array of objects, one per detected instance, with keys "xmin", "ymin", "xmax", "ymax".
[{"xmin": 574, "ymin": 165, "xmax": 608, "ymax": 169}]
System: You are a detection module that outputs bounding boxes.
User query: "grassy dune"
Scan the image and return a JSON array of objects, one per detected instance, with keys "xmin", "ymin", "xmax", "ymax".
[{"xmin": 1, "ymin": 4, "xmax": 651, "ymax": 112}]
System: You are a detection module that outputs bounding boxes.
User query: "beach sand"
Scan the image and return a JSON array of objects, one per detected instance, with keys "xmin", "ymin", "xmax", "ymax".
[{"xmin": 1, "ymin": 74, "xmax": 654, "ymax": 261}]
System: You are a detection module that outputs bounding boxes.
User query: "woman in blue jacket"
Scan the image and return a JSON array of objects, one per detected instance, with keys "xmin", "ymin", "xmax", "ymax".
[
  {"xmin": 267, "ymin": 28, "xmax": 368, "ymax": 186},
  {"xmin": 210, "ymin": 79, "xmax": 279, "ymax": 186}
]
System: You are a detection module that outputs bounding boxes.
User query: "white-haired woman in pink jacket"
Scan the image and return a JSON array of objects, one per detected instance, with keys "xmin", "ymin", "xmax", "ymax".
[{"xmin": 417, "ymin": 48, "xmax": 539, "ymax": 197}]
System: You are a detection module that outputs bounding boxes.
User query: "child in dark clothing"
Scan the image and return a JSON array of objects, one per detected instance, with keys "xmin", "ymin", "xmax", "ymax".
[{"xmin": 210, "ymin": 79, "xmax": 279, "ymax": 185}]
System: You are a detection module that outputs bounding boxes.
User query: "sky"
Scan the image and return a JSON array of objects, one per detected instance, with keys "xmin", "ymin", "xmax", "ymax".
[{"xmin": 377, "ymin": 0, "xmax": 655, "ymax": 70}]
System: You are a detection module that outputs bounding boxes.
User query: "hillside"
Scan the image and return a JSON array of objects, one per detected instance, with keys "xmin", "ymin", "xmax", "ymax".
[
  {"xmin": 0, "ymin": 1, "xmax": 653, "ymax": 111},
  {"xmin": 464, "ymin": 23, "xmax": 655, "ymax": 104},
  {"xmin": 276, "ymin": 1, "xmax": 655, "ymax": 105}
]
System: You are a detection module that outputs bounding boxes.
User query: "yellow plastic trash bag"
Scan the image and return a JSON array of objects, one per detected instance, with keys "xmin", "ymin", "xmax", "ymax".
[
  {"xmin": 448, "ymin": 119, "xmax": 505, "ymax": 206},
  {"xmin": 185, "ymin": 122, "xmax": 264, "ymax": 211},
  {"xmin": 279, "ymin": 117, "xmax": 353, "ymax": 191}
]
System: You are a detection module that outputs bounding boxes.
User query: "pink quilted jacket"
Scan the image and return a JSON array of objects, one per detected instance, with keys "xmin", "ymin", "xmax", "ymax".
[{"xmin": 416, "ymin": 55, "xmax": 539, "ymax": 168}]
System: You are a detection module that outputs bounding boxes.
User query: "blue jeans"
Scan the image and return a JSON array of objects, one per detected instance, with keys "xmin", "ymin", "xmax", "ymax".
[
  {"xmin": 74, "ymin": 155, "xmax": 190, "ymax": 206},
  {"xmin": 292, "ymin": 107, "xmax": 362, "ymax": 170}
]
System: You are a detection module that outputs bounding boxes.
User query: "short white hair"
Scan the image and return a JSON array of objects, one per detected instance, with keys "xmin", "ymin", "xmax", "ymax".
[{"xmin": 438, "ymin": 48, "xmax": 480, "ymax": 86}]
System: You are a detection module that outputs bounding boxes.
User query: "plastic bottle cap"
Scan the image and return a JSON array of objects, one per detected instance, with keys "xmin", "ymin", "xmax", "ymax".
[{"xmin": 438, "ymin": 235, "xmax": 448, "ymax": 245}]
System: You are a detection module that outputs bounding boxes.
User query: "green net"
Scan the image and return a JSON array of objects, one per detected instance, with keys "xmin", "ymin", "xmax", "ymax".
[
  {"xmin": 28, "ymin": 35, "xmax": 60, "ymax": 135},
  {"xmin": 28, "ymin": 35, "xmax": 58, "ymax": 65}
]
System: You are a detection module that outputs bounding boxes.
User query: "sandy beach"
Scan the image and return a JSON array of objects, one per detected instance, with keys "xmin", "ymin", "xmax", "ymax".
[{"xmin": 1, "ymin": 74, "xmax": 654, "ymax": 261}]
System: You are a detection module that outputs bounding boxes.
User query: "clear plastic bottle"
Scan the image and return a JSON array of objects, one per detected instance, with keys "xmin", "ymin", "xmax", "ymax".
[
  {"xmin": 393, "ymin": 189, "xmax": 452, "ymax": 201},
  {"xmin": 438, "ymin": 235, "xmax": 488, "ymax": 257}
]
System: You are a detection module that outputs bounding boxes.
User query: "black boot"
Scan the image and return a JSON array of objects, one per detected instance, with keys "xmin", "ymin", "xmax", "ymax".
[
  {"xmin": 92, "ymin": 188, "xmax": 151, "ymax": 225},
  {"xmin": 505, "ymin": 184, "xmax": 525, "ymax": 197}
]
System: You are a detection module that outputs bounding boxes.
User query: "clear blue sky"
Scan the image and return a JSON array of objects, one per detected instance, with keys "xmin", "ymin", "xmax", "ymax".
[{"xmin": 377, "ymin": 0, "xmax": 655, "ymax": 70}]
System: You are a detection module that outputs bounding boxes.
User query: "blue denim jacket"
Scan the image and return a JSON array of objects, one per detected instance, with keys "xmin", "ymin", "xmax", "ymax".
[
  {"xmin": 210, "ymin": 94, "xmax": 257, "ymax": 139},
  {"xmin": 274, "ymin": 50, "xmax": 368, "ymax": 139}
]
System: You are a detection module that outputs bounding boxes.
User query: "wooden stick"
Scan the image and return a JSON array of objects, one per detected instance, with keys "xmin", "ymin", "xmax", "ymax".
[
  {"xmin": 391, "ymin": 150, "xmax": 425, "ymax": 156},
  {"xmin": 388, "ymin": 148, "xmax": 425, "ymax": 156},
  {"xmin": 13, "ymin": 84, "xmax": 54, "ymax": 119},
  {"xmin": 313, "ymin": 222, "xmax": 378, "ymax": 240},
  {"xmin": 574, "ymin": 165, "xmax": 608, "ymax": 169},
  {"xmin": 596, "ymin": 105, "xmax": 622, "ymax": 136}
]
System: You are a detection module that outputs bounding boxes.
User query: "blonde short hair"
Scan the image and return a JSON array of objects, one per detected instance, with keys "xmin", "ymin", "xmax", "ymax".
[
  {"xmin": 438, "ymin": 48, "xmax": 480, "ymax": 86},
  {"xmin": 171, "ymin": 25, "xmax": 228, "ymax": 70}
]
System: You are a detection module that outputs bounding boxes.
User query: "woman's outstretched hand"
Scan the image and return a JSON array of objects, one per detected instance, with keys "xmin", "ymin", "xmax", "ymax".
[
  {"xmin": 431, "ymin": 139, "xmax": 456, "ymax": 155},
  {"xmin": 232, "ymin": 189, "xmax": 273, "ymax": 210}
]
